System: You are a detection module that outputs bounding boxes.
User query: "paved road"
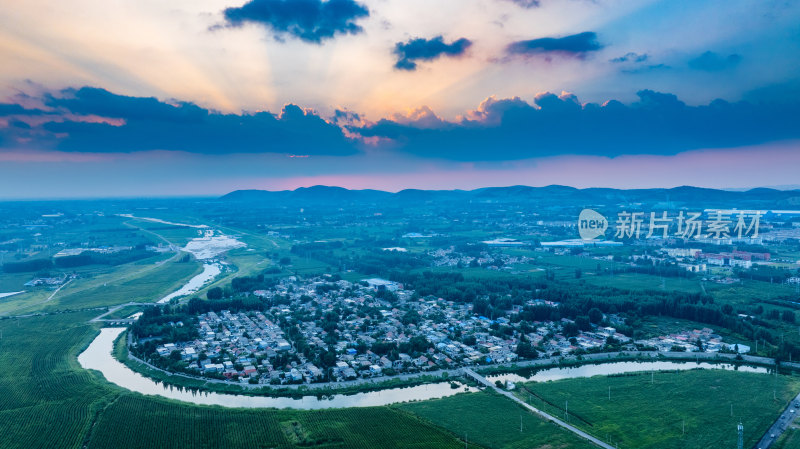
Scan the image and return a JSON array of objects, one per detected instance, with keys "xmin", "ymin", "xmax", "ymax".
[
  {"xmin": 755, "ymin": 391, "xmax": 800, "ymax": 448},
  {"xmin": 463, "ymin": 368, "xmax": 616, "ymax": 449},
  {"xmin": 89, "ymin": 302, "xmax": 157, "ymax": 323}
]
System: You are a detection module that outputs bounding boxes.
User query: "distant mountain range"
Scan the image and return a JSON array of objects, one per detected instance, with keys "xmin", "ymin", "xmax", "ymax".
[{"xmin": 221, "ymin": 185, "xmax": 800, "ymax": 209}]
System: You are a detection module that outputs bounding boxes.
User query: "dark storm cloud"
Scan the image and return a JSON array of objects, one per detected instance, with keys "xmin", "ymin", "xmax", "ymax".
[
  {"xmin": 0, "ymin": 87, "xmax": 358, "ymax": 155},
  {"xmin": 45, "ymin": 87, "xmax": 208, "ymax": 123},
  {"xmin": 222, "ymin": 0, "xmax": 369, "ymax": 44},
  {"xmin": 506, "ymin": 32, "xmax": 603, "ymax": 58},
  {"xmin": 355, "ymin": 90, "xmax": 800, "ymax": 161},
  {"xmin": 3, "ymin": 86, "xmax": 800, "ymax": 162},
  {"xmin": 688, "ymin": 51, "xmax": 743, "ymax": 71},
  {"xmin": 393, "ymin": 36, "xmax": 473, "ymax": 71},
  {"xmin": 0, "ymin": 103, "xmax": 45, "ymax": 116},
  {"xmin": 9, "ymin": 120, "xmax": 32, "ymax": 129}
]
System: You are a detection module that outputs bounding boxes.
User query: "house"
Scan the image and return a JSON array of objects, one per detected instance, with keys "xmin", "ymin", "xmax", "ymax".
[
  {"xmin": 181, "ymin": 347, "xmax": 197, "ymax": 361},
  {"xmin": 365, "ymin": 278, "xmax": 400, "ymax": 292}
]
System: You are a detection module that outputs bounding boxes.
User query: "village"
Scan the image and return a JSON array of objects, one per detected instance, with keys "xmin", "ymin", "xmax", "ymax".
[{"xmin": 147, "ymin": 275, "xmax": 748, "ymax": 386}]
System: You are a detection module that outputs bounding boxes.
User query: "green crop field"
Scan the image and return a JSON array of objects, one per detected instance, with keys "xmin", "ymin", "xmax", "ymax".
[
  {"xmin": 578, "ymin": 272, "xmax": 705, "ymax": 293},
  {"xmin": 399, "ymin": 391, "xmax": 596, "ymax": 449},
  {"xmin": 49, "ymin": 258, "xmax": 202, "ymax": 310},
  {"xmin": 0, "ymin": 272, "xmax": 36, "ymax": 291},
  {"xmin": 711, "ymin": 279, "xmax": 797, "ymax": 306},
  {"xmin": 0, "ymin": 311, "xmax": 117, "ymax": 449},
  {"xmin": 86, "ymin": 395, "xmax": 465, "ymax": 449},
  {"xmin": 518, "ymin": 369, "xmax": 800, "ymax": 449}
]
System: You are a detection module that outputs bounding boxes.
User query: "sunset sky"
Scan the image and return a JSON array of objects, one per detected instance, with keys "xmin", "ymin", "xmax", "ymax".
[{"xmin": 1, "ymin": 0, "xmax": 799, "ymax": 198}]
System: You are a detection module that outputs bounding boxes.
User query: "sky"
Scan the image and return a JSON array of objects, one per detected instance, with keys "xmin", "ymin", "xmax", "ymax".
[{"xmin": 1, "ymin": 0, "xmax": 799, "ymax": 198}]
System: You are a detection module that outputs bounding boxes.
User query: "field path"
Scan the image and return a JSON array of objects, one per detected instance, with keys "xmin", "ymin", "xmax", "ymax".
[{"xmin": 463, "ymin": 368, "xmax": 616, "ymax": 449}]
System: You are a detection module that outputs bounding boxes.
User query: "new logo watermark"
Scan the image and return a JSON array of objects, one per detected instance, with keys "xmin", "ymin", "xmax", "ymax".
[{"xmin": 578, "ymin": 209, "xmax": 608, "ymax": 241}]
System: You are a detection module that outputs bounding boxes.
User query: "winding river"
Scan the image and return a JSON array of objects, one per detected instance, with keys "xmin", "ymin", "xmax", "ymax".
[
  {"xmin": 79, "ymin": 328, "xmax": 477, "ymax": 409},
  {"xmin": 157, "ymin": 263, "xmax": 221, "ymax": 303}
]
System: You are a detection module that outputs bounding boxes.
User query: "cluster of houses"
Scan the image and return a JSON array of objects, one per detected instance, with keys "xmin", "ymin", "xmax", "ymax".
[
  {"xmin": 24, "ymin": 273, "xmax": 73, "ymax": 287},
  {"xmin": 148, "ymin": 277, "xmax": 557, "ymax": 385},
  {"xmin": 53, "ymin": 245, "xmax": 134, "ymax": 257},
  {"xmin": 661, "ymin": 247, "xmax": 772, "ymax": 271},
  {"xmin": 634, "ymin": 328, "xmax": 750, "ymax": 353},
  {"xmin": 427, "ymin": 246, "xmax": 534, "ymax": 269},
  {"xmin": 148, "ymin": 274, "xmax": 750, "ymax": 386},
  {"xmin": 155, "ymin": 309, "xmax": 306, "ymax": 382}
]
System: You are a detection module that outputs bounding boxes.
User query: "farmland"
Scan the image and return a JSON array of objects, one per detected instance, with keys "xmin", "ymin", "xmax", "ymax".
[
  {"xmin": 50, "ymin": 257, "xmax": 202, "ymax": 310},
  {"xmin": 518, "ymin": 368, "xmax": 800, "ymax": 449},
  {"xmin": 398, "ymin": 390, "xmax": 596, "ymax": 449},
  {"xmin": 0, "ymin": 311, "xmax": 116, "ymax": 449},
  {"xmin": 86, "ymin": 395, "xmax": 466, "ymax": 449}
]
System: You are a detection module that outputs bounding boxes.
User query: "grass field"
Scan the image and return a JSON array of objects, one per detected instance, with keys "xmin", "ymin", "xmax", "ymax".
[
  {"xmin": 775, "ymin": 424, "xmax": 800, "ymax": 449},
  {"xmin": 86, "ymin": 395, "xmax": 466, "ymax": 449},
  {"xmin": 518, "ymin": 369, "xmax": 800, "ymax": 449},
  {"xmin": 578, "ymin": 272, "xmax": 705, "ymax": 293},
  {"xmin": 399, "ymin": 391, "xmax": 596, "ymax": 449},
  {"xmin": 711, "ymin": 279, "xmax": 798, "ymax": 306},
  {"xmin": 0, "ymin": 311, "xmax": 117, "ymax": 449},
  {"xmin": 47, "ymin": 258, "xmax": 202, "ymax": 310},
  {"xmin": 0, "ymin": 272, "xmax": 37, "ymax": 291}
]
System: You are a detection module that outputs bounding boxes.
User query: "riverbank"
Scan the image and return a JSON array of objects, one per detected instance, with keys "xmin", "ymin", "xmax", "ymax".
[
  {"xmin": 114, "ymin": 326, "xmax": 790, "ymax": 400},
  {"xmin": 82, "ymin": 328, "xmax": 478, "ymax": 409},
  {"xmin": 473, "ymin": 349, "xmax": 780, "ymax": 378},
  {"xmin": 116, "ymin": 330, "xmax": 472, "ymax": 398}
]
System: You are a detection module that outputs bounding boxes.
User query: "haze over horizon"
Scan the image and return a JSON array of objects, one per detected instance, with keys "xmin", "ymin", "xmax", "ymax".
[{"xmin": 1, "ymin": 0, "xmax": 799, "ymax": 198}]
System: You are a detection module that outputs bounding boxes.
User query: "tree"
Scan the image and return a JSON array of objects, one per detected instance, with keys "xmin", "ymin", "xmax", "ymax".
[
  {"xmin": 279, "ymin": 257, "xmax": 291, "ymax": 266},
  {"xmin": 207, "ymin": 287, "xmax": 223, "ymax": 300},
  {"xmin": 562, "ymin": 322, "xmax": 579, "ymax": 337},
  {"xmin": 575, "ymin": 268, "xmax": 582, "ymax": 279},
  {"xmin": 722, "ymin": 304, "xmax": 733, "ymax": 315},
  {"xmin": 588, "ymin": 308, "xmax": 603, "ymax": 324},
  {"xmin": 575, "ymin": 316, "xmax": 592, "ymax": 331},
  {"xmin": 516, "ymin": 339, "xmax": 538, "ymax": 359}
]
